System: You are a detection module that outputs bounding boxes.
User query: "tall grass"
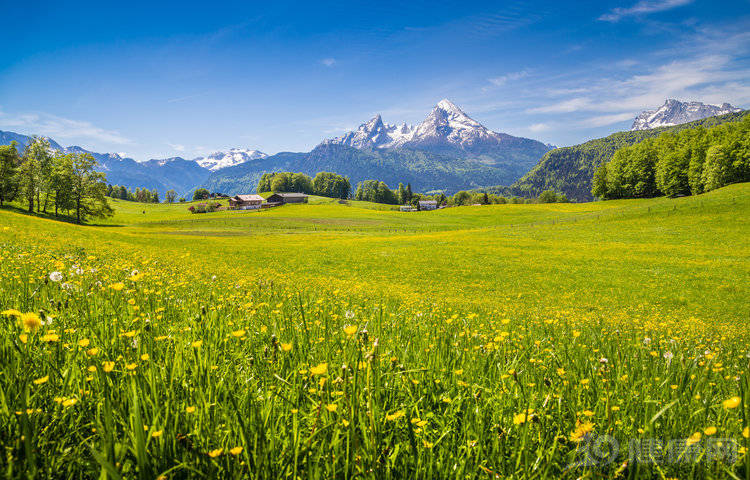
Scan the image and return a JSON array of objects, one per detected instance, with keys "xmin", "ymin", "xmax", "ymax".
[{"xmin": 0, "ymin": 184, "xmax": 748, "ymax": 478}]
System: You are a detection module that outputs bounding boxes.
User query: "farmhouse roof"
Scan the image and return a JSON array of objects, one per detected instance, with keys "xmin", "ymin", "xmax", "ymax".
[
  {"xmin": 234, "ymin": 194, "xmax": 264, "ymax": 202},
  {"xmin": 271, "ymin": 192, "xmax": 308, "ymax": 198}
]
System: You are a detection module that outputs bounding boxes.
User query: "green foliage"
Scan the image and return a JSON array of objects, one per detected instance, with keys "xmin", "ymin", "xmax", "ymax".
[
  {"xmin": 354, "ymin": 180, "xmax": 399, "ymax": 204},
  {"xmin": 593, "ymin": 114, "xmax": 750, "ymax": 199},
  {"xmin": 257, "ymin": 171, "xmax": 314, "ymax": 194},
  {"xmin": 509, "ymin": 111, "xmax": 748, "ymax": 201},
  {"xmin": 193, "ymin": 188, "xmax": 210, "ymax": 201},
  {"xmin": 312, "ymin": 171, "xmax": 351, "ymax": 199},
  {"xmin": 0, "ymin": 141, "xmax": 20, "ymax": 206}
]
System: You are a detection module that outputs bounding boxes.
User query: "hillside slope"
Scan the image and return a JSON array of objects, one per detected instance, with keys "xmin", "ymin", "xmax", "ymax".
[
  {"xmin": 202, "ymin": 143, "xmax": 540, "ymax": 195},
  {"xmin": 507, "ymin": 110, "xmax": 749, "ymax": 201}
]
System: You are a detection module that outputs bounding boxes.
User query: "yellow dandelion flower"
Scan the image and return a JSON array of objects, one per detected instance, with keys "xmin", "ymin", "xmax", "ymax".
[
  {"xmin": 513, "ymin": 409, "xmax": 535, "ymax": 425},
  {"xmin": 325, "ymin": 404, "xmax": 337, "ymax": 412},
  {"xmin": 102, "ymin": 361, "xmax": 115, "ymax": 372},
  {"xmin": 191, "ymin": 340, "xmax": 203, "ymax": 348},
  {"xmin": 62, "ymin": 398, "xmax": 77, "ymax": 407},
  {"xmin": 743, "ymin": 426, "xmax": 749, "ymax": 438},
  {"xmin": 686, "ymin": 432, "xmax": 701, "ymax": 446},
  {"xmin": 41, "ymin": 333, "xmax": 59, "ymax": 342},
  {"xmin": 88, "ymin": 365, "xmax": 97, "ymax": 372},
  {"xmin": 19, "ymin": 333, "xmax": 28, "ymax": 344},
  {"xmin": 230, "ymin": 446, "xmax": 243, "ymax": 455},
  {"xmin": 87, "ymin": 347, "xmax": 99, "ymax": 356},
  {"xmin": 1, "ymin": 309, "xmax": 22, "ymax": 317},
  {"xmin": 109, "ymin": 283, "xmax": 125, "ymax": 291},
  {"xmin": 151, "ymin": 430, "xmax": 163, "ymax": 438},
  {"xmin": 21, "ymin": 312, "xmax": 42, "ymax": 331},
  {"xmin": 280, "ymin": 342, "xmax": 292, "ymax": 352},
  {"xmin": 33, "ymin": 376, "xmax": 49, "ymax": 385},
  {"xmin": 722, "ymin": 396, "xmax": 741, "ymax": 409},
  {"xmin": 570, "ymin": 421, "xmax": 595, "ymax": 442},
  {"xmin": 186, "ymin": 406, "xmax": 196, "ymax": 413},
  {"xmin": 125, "ymin": 363, "xmax": 137, "ymax": 370},
  {"xmin": 343, "ymin": 324, "xmax": 357, "ymax": 336},
  {"xmin": 78, "ymin": 338, "xmax": 90, "ymax": 347},
  {"xmin": 704, "ymin": 426, "xmax": 717, "ymax": 436},
  {"xmin": 385, "ymin": 410, "xmax": 405, "ymax": 421},
  {"xmin": 208, "ymin": 448, "xmax": 223, "ymax": 458},
  {"xmin": 231, "ymin": 329, "xmax": 246, "ymax": 337},
  {"xmin": 310, "ymin": 362, "xmax": 328, "ymax": 375}
]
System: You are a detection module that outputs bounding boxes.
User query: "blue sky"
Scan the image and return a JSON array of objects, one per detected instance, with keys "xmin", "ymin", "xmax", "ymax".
[{"xmin": 1, "ymin": 0, "xmax": 748, "ymax": 160}]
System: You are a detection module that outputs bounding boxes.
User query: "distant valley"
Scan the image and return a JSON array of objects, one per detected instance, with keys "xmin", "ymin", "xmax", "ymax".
[{"xmin": 0, "ymin": 99, "xmax": 743, "ymax": 199}]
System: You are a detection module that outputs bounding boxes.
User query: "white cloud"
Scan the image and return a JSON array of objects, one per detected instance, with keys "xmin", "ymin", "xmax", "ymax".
[
  {"xmin": 320, "ymin": 58, "xmax": 336, "ymax": 67},
  {"xmin": 599, "ymin": 0, "xmax": 693, "ymax": 22},
  {"xmin": 167, "ymin": 142, "xmax": 186, "ymax": 152},
  {"xmin": 488, "ymin": 70, "xmax": 528, "ymax": 87},
  {"xmin": 0, "ymin": 110, "xmax": 131, "ymax": 145},
  {"xmin": 527, "ymin": 123, "xmax": 550, "ymax": 132}
]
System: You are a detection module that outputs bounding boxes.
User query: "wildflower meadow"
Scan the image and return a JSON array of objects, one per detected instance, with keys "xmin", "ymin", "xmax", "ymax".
[{"xmin": 0, "ymin": 183, "xmax": 748, "ymax": 479}]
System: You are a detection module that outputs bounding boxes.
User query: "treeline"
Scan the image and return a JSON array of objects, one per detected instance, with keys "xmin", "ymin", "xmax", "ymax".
[
  {"xmin": 106, "ymin": 184, "xmax": 164, "ymax": 203},
  {"xmin": 257, "ymin": 171, "xmax": 351, "ymax": 199},
  {"xmin": 592, "ymin": 115, "xmax": 750, "ymax": 199},
  {"xmin": 0, "ymin": 138, "xmax": 112, "ymax": 223},
  {"xmin": 354, "ymin": 178, "xmax": 569, "ymax": 206}
]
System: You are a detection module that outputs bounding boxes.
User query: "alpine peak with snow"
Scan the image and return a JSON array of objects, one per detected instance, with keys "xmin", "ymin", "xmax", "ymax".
[
  {"xmin": 324, "ymin": 99, "xmax": 537, "ymax": 153},
  {"xmin": 630, "ymin": 99, "xmax": 742, "ymax": 131},
  {"xmin": 195, "ymin": 148, "xmax": 268, "ymax": 171}
]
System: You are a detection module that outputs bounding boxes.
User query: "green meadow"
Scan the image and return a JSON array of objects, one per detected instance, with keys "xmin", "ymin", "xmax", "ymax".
[{"xmin": 0, "ymin": 183, "xmax": 748, "ymax": 478}]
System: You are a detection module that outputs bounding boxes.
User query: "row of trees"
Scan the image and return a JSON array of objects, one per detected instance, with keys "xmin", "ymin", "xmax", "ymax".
[
  {"xmin": 257, "ymin": 171, "xmax": 351, "ymax": 199},
  {"xmin": 592, "ymin": 115, "xmax": 750, "ymax": 199},
  {"xmin": 0, "ymin": 138, "xmax": 112, "ymax": 223},
  {"xmin": 353, "ymin": 177, "xmax": 569, "ymax": 207},
  {"xmin": 106, "ymin": 184, "xmax": 163, "ymax": 203}
]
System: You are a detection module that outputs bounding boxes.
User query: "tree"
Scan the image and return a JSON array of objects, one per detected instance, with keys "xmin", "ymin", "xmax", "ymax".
[
  {"xmin": 701, "ymin": 144, "xmax": 733, "ymax": 192},
  {"xmin": 405, "ymin": 183, "xmax": 413, "ymax": 203},
  {"xmin": 655, "ymin": 147, "xmax": 691, "ymax": 197},
  {"xmin": 193, "ymin": 188, "xmax": 210, "ymax": 201},
  {"xmin": 20, "ymin": 138, "xmax": 52, "ymax": 212},
  {"xmin": 452, "ymin": 191, "xmax": 471, "ymax": 206},
  {"xmin": 313, "ymin": 172, "xmax": 350, "ymax": 199},
  {"xmin": 0, "ymin": 142, "xmax": 20, "ymax": 207},
  {"xmin": 165, "ymin": 190, "xmax": 177, "ymax": 203},
  {"xmin": 50, "ymin": 153, "xmax": 75, "ymax": 216},
  {"xmin": 151, "ymin": 189, "xmax": 159, "ymax": 203},
  {"xmin": 397, "ymin": 183, "xmax": 407, "ymax": 204},
  {"xmin": 538, "ymin": 190, "xmax": 559, "ymax": 203},
  {"xmin": 68, "ymin": 152, "xmax": 113, "ymax": 223}
]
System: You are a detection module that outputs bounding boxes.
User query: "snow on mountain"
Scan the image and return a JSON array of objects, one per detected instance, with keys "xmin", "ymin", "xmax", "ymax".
[
  {"xmin": 631, "ymin": 99, "xmax": 742, "ymax": 131},
  {"xmin": 324, "ymin": 114, "xmax": 416, "ymax": 149},
  {"xmin": 195, "ymin": 148, "xmax": 268, "ymax": 171},
  {"xmin": 324, "ymin": 99, "xmax": 519, "ymax": 151}
]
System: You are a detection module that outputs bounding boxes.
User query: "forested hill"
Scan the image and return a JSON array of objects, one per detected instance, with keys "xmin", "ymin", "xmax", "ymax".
[{"xmin": 504, "ymin": 110, "xmax": 749, "ymax": 201}]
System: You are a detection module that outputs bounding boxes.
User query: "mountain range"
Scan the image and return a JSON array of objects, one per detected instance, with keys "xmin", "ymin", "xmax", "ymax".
[
  {"xmin": 631, "ymin": 99, "xmax": 741, "ymax": 131},
  {"xmin": 0, "ymin": 98, "xmax": 744, "ymax": 199}
]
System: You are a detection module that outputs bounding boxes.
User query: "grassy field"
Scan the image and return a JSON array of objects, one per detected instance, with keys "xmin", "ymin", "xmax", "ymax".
[{"xmin": 0, "ymin": 183, "xmax": 748, "ymax": 478}]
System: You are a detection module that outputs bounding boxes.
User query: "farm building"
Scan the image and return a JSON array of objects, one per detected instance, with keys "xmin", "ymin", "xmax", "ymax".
[
  {"xmin": 400, "ymin": 205, "xmax": 416, "ymax": 212},
  {"xmin": 419, "ymin": 200, "xmax": 438, "ymax": 211},
  {"xmin": 228, "ymin": 194, "xmax": 264, "ymax": 210},
  {"xmin": 266, "ymin": 192, "xmax": 309, "ymax": 205}
]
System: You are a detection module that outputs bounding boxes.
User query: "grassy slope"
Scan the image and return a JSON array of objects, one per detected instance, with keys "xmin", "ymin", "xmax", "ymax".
[
  {"xmin": 0, "ymin": 184, "xmax": 748, "ymax": 478},
  {"xmin": 2, "ymin": 183, "xmax": 748, "ymax": 323}
]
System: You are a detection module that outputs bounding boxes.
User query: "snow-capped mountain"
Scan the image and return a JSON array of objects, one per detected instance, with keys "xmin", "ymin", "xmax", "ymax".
[
  {"xmin": 631, "ymin": 99, "xmax": 742, "ymax": 131},
  {"xmin": 326, "ymin": 115, "xmax": 416, "ymax": 149},
  {"xmin": 325, "ymin": 99, "xmax": 541, "ymax": 155},
  {"xmin": 196, "ymin": 148, "xmax": 268, "ymax": 171}
]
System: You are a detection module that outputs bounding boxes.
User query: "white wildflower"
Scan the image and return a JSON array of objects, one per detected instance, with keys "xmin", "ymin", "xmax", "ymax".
[{"xmin": 49, "ymin": 271, "xmax": 63, "ymax": 282}]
